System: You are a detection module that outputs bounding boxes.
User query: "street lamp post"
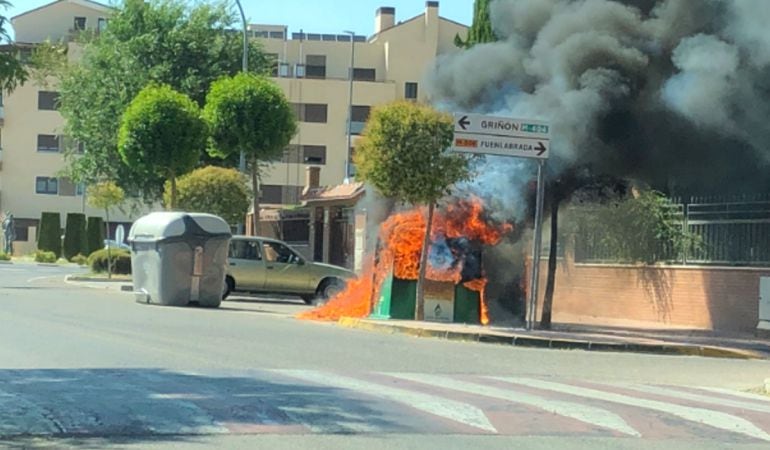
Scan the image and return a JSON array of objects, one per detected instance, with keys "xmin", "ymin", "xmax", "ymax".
[
  {"xmin": 343, "ymin": 30, "xmax": 356, "ymax": 183},
  {"xmin": 234, "ymin": 0, "xmax": 248, "ymax": 234}
]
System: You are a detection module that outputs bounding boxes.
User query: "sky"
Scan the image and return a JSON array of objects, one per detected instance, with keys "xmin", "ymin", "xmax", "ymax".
[{"xmin": 5, "ymin": 0, "xmax": 473, "ymax": 38}]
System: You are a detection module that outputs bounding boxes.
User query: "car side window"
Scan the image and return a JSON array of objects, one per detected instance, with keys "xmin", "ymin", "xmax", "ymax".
[
  {"xmin": 263, "ymin": 242, "xmax": 299, "ymax": 264},
  {"xmin": 229, "ymin": 240, "xmax": 262, "ymax": 260}
]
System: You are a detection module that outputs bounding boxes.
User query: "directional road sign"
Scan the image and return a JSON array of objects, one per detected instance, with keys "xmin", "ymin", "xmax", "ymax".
[{"xmin": 451, "ymin": 113, "xmax": 551, "ymax": 159}]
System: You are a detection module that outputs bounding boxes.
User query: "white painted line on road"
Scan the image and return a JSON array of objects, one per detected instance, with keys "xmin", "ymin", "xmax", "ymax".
[
  {"xmin": 389, "ymin": 373, "xmax": 639, "ymax": 437},
  {"xmin": 493, "ymin": 377, "xmax": 770, "ymax": 442},
  {"xmin": 693, "ymin": 387, "xmax": 770, "ymax": 404},
  {"xmin": 621, "ymin": 384, "xmax": 770, "ymax": 414},
  {"xmin": 274, "ymin": 370, "xmax": 497, "ymax": 433},
  {"xmin": 27, "ymin": 276, "xmax": 59, "ymax": 283}
]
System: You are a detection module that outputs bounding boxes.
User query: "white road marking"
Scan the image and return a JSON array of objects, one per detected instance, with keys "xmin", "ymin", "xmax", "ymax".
[
  {"xmin": 494, "ymin": 377, "xmax": 770, "ymax": 442},
  {"xmin": 622, "ymin": 384, "xmax": 770, "ymax": 414},
  {"xmin": 693, "ymin": 387, "xmax": 770, "ymax": 404},
  {"xmin": 389, "ymin": 373, "xmax": 639, "ymax": 437},
  {"xmin": 274, "ymin": 370, "xmax": 497, "ymax": 433}
]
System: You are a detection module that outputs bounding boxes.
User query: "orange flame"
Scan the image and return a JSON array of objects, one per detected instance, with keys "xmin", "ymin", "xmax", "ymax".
[{"xmin": 299, "ymin": 197, "xmax": 512, "ymax": 323}]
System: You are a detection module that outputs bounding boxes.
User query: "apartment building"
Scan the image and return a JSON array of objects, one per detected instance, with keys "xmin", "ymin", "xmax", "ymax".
[
  {"xmin": 256, "ymin": 2, "xmax": 467, "ymax": 204},
  {"xmin": 0, "ymin": 0, "xmax": 467, "ymax": 253},
  {"xmin": 1, "ymin": 0, "xmax": 118, "ymax": 254}
]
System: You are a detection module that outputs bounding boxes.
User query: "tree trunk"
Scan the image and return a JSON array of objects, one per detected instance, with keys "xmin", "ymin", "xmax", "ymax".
[
  {"xmin": 169, "ymin": 172, "xmax": 177, "ymax": 210},
  {"xmin": 415, "ymin": 202, "xmax": 435, "ymax": 321},
  {"xmin": 540, "ymin": 196, "xmax": 561, "ymax": 330},
  {"xmin": 105, "ymin": 208, "xmax": 112, "ymax": 280},
  {"xmin": 251, "ymin": 160, "xmax": 260, "ymax": 236}
]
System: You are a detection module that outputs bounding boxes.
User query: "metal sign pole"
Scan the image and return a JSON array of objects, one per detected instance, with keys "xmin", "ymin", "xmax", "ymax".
[{"xmin": 527, "ymin": 159, "xmax": 546, "ymax": 330}]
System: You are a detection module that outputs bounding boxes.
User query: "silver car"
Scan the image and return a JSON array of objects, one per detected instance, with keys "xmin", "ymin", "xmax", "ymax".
[{"xmin": 224, "ymin": 236, "xmax": 354, "ymax": 305}]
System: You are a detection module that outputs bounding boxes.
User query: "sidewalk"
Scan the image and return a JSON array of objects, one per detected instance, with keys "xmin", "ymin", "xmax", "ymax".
[{"xmin": 337, "ymin": 317, "xmax": 770, "ymax": 360}]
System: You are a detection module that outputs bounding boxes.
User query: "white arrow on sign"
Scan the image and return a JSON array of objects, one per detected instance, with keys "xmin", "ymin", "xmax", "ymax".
[
  {"xmin": 454, "ymin": 113, "xmax": 550, "ymax": 139},
  {"xmin": 451, "ymin": 132, "xmax": 550, "ymax": 159}
]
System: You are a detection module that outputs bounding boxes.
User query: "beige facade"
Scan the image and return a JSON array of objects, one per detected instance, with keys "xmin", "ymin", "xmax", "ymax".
[
  {"xmin": 0, "ymin": 0, "xmax": 467, "ymax": 252},
  {"xmin": 256, "ymin": 2, "xmax": 467, "ymax": 204},
  {"xmin": 2, "ymin": 0, "xmax": 125, "ymax": 254}
]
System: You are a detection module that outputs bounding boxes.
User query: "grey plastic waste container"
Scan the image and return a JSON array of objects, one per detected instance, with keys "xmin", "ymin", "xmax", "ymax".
[{"xmin": 128, "ymin": 212, "xmax": 232, "ymax": 307}]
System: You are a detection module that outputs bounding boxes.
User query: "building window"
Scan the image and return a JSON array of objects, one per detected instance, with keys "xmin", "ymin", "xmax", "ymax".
[
  {"xmin": 19, "ymin": 47, "xmax": 32, "ymax": 64},
  {"xmin": 35, "ymin": 177, "xmax": 58, "ymax": 195},
  {"xmin": 260, "ymin": 185, "xmax": 283, "ymax": 204},
  {"xmin": 305, "ymin": 55, "xmax": 326, "ymax": 79},
  {"xmin": 303, "ymin": 145, "xmax": 326, "ymax": 165},
  {"xmin": 351, "ymin": 105, "xmax": 371, "ymax": 123},
  {"xmin": 37, "ymin": 134, "xmax": 60, "ymax": 152},
  {"xmin": 293, "ymin": 103, "xmax": 328, "ymax": 123},
  {"xmin": 97, "ymin": 18, "xmax": 107, "ymax": 33},
  {"xmin": 353, "ymin": 68, "xmax": 376, "ymax": 82},
  {"xmin": 38, "ymin": 91, "xmax": 60, "ymax": 110},
  {"xmin": 405, "ymin": 82, "xmax": 418, "ymax": 100},
  {"xmin": 74, "ymin": 17, "xmax": 87, "ymax": 31}
]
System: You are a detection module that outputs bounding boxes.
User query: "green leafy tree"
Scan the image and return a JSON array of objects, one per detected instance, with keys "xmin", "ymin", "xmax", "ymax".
[
  {"xmin": 165, "ymin": 166, "xmax": 251, "ymax": 225},
  {"xmin": 355, "ymin": 101, "xmax": 470, "ymax": 320},
  {"xmin": 55, "ymin": 0, "xmax": 270, "ymax": 201},
  {"xmin": 0, "ymin": 0, "xmax": 28, "ymax": 92},
  {"xmin": 63, "ymin": 213, "xmax": 87, "ymax": 260},
  {"xmin": 37, "ymin": 212, "xmax": 62, "ymax": 259},
  {"xmin": 455, "ymin": 0, "xmax": 496, "ymax": 49},
  {"xmin": 87, "ymin": 181, "xmax": 125, "ymax": 279},
  {"xmin": 86, "ymin": 216, "xmax": 105, "ymax": 256},
  {"xmin": 118, "ymin": 84, "xmax": 207, "ymax": 208},
  {"xmin": 203, "ymin": 73, "xmax": 296, "ymax": 233}
]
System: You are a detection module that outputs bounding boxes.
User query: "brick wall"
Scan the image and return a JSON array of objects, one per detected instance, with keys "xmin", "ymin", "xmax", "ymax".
[{"xmin": 534, "ymin": 257, "xmax": 769, "ymax": 332}]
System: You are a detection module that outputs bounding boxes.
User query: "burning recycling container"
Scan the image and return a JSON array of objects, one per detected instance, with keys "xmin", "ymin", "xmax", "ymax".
[
  {"xmin": 371, "ymin": 274, "xmax": 482, "ymax": 324},
  {"xmin": 367, "ymin": 201, "xmax": 508, "ymax": 325},
  {"xmin": 128, "ymin": 212, "xmax": 232, "ymax": 308}
]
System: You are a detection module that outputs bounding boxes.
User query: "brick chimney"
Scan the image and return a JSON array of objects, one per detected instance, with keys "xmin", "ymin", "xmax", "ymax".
[
  {"xmin": 425, "ymin": 1, "xmax": 439, "ymax": 27},
  {"xmin": 375, "ymin": 6, "xmax": 395, "ymax": 34},
  {"xmin": 305, "ymin": 166, "xmax": 321, "ymax": 189}
]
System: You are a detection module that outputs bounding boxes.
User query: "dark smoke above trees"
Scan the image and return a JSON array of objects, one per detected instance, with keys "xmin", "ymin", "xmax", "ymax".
[
  {"xmin": 430, "ymin": 0, "xmax": 770, "ymax": 329},
  {"xmin": 430, "ymin": 0, "xmax": 770, "ymax": 195}
]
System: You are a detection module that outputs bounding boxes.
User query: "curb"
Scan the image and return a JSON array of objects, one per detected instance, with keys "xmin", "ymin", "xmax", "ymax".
[
  {"xmin": 65, "ymin": 275, "xmax": 132, "ymax": 283},
  {"xmin": 336, "ymin": 317, "xmax": 764, "ymax": 360}
]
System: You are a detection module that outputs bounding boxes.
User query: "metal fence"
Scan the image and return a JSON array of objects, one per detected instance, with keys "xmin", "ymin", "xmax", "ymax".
[{"xmin": 573, "ymin": 195, "xmax": 770, "ymax": 267}]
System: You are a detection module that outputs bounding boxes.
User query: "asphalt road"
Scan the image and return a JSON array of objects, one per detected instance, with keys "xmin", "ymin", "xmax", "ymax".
[{"xmin": 1, "ymin": 263, "xmax": 770, "ymax": 449}]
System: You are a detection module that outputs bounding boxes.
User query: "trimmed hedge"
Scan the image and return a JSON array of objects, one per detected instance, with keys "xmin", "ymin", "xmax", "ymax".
[
  {"xmin": 63, "ymin": 213, "xmax": 87, "ymax": 260},
  {"xmin": 70, "ymin": 254, "xmax": 88, "ymax": 266},
  {"xmin": 86, "ymin": 217, "xmax": 105, "ymax": 256},
  {"xmin": 37, "ymin": 212, "xmax": 62, "ymax": 259},
  {"xmin": 88, "ymin": 248, "xmax": 131, "ymax": 274},
  {"xmin": 34, "ymin": 250, "xmax": 57, "ymax": 263}
]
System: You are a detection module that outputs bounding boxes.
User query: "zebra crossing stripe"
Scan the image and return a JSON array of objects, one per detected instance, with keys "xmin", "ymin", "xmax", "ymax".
[
  {"xmin": 388, "ymin": 373, "xmax": 640, "ymax": 437},
  {"xmin": 693, "ymin": 387, "xmax": 770, "ymax": 404},
  {"xmin": 621, "ymin": 385, "xmax": 770, "ymax": 414},
  {"xmin": 274, "ymin": 370, "xmax": 497, "ymax": 433},
  {"xmin": 494, "ymin": 377, "xmax": 770, "ymax": 442}
]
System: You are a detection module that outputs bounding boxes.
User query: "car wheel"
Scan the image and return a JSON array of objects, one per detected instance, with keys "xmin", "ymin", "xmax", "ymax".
[
  {"xmin": 222, "ymin": 276, "xmax": 234, "ymax": 300},
  {"xmin": 314, "ymin": 278, "xmax": 345, "ymax": 305}
]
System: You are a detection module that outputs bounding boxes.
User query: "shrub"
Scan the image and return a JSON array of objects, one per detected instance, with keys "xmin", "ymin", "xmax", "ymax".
[
  {"xmin": 63, "ymin": 213, "xmax": 87, "ymax": 260},
  {"xmin": 70, "ymin": 254, "xmax": 88, "ymax": 266},
  {"xmin": 86, "ymin": 216, "xmax": 105, "ymax": 256},
  {"xmin": 0, "ymin": 252, "xmax": 10, "ymax": 261},
  {"xmin": 34, "ymin": 250, "xmax": 57, "ymax": 263},
  {"xmin": 37, "ymin": 212, "xmax": 62, "ymax": 259},
  {"xmin": 165, "ymin": 166, "xmax": 250, "ymax": 225},
  {"xmin": 88, "ymin": 248, "xmax": 131, "ymax": 274}
]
